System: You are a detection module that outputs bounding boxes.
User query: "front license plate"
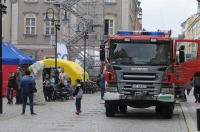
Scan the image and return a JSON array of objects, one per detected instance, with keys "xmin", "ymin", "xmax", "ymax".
[
  {"xmin": 135, "ymin": 92, "xmax": 142, "ymax": 96},
  {"xmin": 132, "ymin": 84, "xmax": 147, "ymax": 89}
]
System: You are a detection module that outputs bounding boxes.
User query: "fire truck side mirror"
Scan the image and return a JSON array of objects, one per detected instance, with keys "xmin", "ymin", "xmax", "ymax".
[
  {"xmin": 179, "ymin": 45, "xmax": 185, "ymax": 63},
  {"xmin": 171, "ymin": 58, "xmax": 175, "ymax": 63}
]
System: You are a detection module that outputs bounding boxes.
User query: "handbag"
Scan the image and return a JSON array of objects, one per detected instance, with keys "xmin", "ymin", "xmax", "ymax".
[
  {"xmin": 30, "ymin": 83, "xmax": 37, "ymax": 93},
  {"xmin": 76, "ymin": 87, "xmax": 83, "ymax": 98}
]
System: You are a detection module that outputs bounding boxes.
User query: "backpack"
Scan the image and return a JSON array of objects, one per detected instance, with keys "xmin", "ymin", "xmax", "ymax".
[{"xmin": 76, "ymin": 87, "xmax": 83, "ymax": 98}]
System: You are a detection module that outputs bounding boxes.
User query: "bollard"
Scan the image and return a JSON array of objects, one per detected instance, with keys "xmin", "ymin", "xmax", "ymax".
[{"xmin": 197, "ymin": 108, "xmax": 200, "ymax": 131}]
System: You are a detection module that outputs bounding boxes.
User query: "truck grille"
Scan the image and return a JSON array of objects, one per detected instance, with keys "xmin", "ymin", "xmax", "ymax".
[
  {"xmin": 123, "ymin": 72, "xmax": 156, "ymax": 81},
  {"xmin": 117, "ymin": 71, "xmax": 162, "ymax": 95}
]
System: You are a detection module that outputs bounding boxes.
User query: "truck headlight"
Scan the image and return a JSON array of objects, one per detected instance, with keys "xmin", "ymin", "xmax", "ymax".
[{"xmin": 161, "ymin": 88, "xmax": 174, "ymax": 94}]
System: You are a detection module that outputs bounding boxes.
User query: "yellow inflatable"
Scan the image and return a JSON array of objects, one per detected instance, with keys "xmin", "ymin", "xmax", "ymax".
[{"xmin": 41, "ymin": 59, "xmax": 89, "ymax": 86}]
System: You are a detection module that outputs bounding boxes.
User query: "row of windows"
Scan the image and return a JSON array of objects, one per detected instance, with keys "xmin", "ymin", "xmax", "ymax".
[
  {"xmin": 25, "ymin": 16, "xmax": 115, "ymax": 36},
  {"xmin": 25, "ymin": 17, "xmax": 55, "ymax": 35},
  {"xmin": 83, "ymin": 0, "xmax": 115, "ymax": 3},
  {"xmin": 192, "ymin": 21, "xmax": 200, "ymax": 38},
  {"xmin": 25, "ymin": 0, "xmax": 55, "ymax": 2}
]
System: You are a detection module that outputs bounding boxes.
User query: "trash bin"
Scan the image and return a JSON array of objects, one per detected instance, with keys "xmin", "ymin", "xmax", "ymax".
[{"xmin": 197, "ymin": 108, "xmax": 200, "ymax": 131}]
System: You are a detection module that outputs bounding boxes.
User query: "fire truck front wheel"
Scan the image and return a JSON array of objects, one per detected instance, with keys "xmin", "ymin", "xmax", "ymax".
[
  {"xmin": 105, "ymin": 101, "xmax": 116, "ymax": 117},
  {"xmin": 155, "ymin": 105, "xmax": 162, "ymax": 113},
  {"xmin": 119, "ymin": 105, "xmax": 127, "ymax": 113},
  {"xmin": 163, "ymin": 103, "xmax": 174, "ymax": 119}
]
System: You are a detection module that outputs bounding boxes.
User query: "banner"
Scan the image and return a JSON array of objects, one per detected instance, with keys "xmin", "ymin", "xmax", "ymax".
[{"xmin": 57, "ymin": 42, "xmax": 68, "ymax": 60}]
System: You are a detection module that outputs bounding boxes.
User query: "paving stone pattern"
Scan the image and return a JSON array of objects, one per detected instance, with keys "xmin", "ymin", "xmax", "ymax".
[{"xmin": 0, "ymin": 93, "xmax": 188, "ymax": 132}]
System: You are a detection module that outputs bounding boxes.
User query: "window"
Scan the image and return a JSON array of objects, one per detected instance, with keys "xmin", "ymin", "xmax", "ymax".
[
  {"xmin": 26, "ymin": 18, "xmax": 36, "ymax": 34},
  {"xmin": 177, "ymin": 42, "xmax": 198, "ymax": 62},
  {"xmin": 46, "ymin": 0, "xmax": 55, "ymax": 2},
  {"xmin": 24, "ymin": 13, "xmax": 37, "ymax": 36},
  {"xmin": 45, "ymin": 21, "xmax": 55, "ymax": 35},
  {"xmin": 83, "ymin": 0, "xmax": 93, "ymax": 2},
  {"xmin": 105, "ymin": 19, "xmax": 114, "ymax": 35},
  {"xmin": 192, "ymin": 24, "xmax": 196, "ymax": 38},
  {"xmin": 25, "ymin": 0, "xmax": 37, "ymax": 2},
  {"xmin": 104, "ymin": 0, "xmax": 115, "ymax": 2}
]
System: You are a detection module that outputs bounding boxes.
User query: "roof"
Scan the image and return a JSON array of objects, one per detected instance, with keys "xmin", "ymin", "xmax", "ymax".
[{"xmin": 2, "ymin": 42, "xmax": 36, "ymax": 65}]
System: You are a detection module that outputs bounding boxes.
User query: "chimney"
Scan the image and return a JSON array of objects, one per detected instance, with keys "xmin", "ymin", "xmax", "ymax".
[{"xmin": 198, "ymin": 0, "xmax": 200, "ymax": 13}]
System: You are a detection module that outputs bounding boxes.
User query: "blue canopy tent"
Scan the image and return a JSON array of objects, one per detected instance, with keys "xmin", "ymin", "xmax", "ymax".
[
  {"xmin": 2, "ymin": 42, "xmax": 36, "ymax": 97},
  {"xmin": 2, "ymin": 42, "xmax": 36, "ymax": 65}
]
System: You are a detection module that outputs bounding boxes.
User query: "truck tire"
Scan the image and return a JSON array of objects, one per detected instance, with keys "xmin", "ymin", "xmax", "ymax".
[
  {"xmin": 105, "ymin": 101, "xmax": 115, "ymax": 117},
  {"xmin": 163, "ymin": 103, "xmax": 174, "ymax": 119},
  {"xmin": 164, "ymin": 109, "xmax": 173, "ymax": 119},
  {"xmin": 155, "ymin": 106, "xmax": 162, "ymax": 113},
  {"xmin": 119, "ymin": 105, "xmax": 127, "ymax": 113}
]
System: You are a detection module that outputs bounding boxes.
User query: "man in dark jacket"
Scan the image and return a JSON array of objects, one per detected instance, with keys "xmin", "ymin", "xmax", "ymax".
[
  {"xmin": 73, "ymin": 79, "xmax": 83, "ymax": 115},
  {"xmin": 14, "ymin": 67, "xmax": 24, "ymax": 104},
  {"xmin": 7, "ymin": 72, "xmax": 15, "ymax": 104},
  {"xmin": 194, "ymin": 73, "xmax": 200, "ymax": 103},
  {"xmin": 20, "ymin": 70, "xmax": 36, "ymax": 115}
]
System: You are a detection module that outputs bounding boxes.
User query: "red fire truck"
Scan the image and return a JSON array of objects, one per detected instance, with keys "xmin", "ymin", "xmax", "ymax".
[{"xmin": 100, "ymin": 30, "xmax": 200, "ymax": 118}]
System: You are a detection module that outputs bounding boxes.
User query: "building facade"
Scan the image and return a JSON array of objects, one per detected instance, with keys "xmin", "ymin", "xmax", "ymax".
[
  {"xmin": 181, "ymin": 1, "xmax": 200, "ymax": 61},
  {"xmin": 3, "ymin": 0, "xmax": 141, "ymax": 60}
]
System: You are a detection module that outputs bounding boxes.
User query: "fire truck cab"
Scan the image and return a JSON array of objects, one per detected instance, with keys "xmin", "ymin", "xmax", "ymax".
[{"xmin": 101, "ymin": 30, "xmax": 200, "ymax": 118}]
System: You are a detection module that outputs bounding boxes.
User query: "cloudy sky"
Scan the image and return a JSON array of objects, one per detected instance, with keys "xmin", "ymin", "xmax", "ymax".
[{"xmin": 139, "ymin": 0, "xmax": 198, "ymax": 37}]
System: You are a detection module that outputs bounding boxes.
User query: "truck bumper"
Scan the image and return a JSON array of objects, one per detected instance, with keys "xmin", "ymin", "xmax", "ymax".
[
  {"xmin": 104, "ymin": 93, "xmax": 121, "ymax": 100},
  {"xmin": 155, "ymin": 94, "xmax": 174, "ymax": 102},
  {"xmin": 104, "ymin": 92, "xmax": 174, "ymax": 102}
]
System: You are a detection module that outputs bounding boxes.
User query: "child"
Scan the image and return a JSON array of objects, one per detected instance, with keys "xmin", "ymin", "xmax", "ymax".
[
  {"xmin": 73, "ymin": 79, "xmax": 83, "ymax": 115},
  {"xmin": 43, "ymin": 77, "xmax": 51, "ymax": 101}
]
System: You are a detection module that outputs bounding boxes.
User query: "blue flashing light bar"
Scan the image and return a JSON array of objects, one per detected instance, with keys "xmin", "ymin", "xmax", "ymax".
[
  {"xmin": 116, "ymin": 31, "xmax": 165, "ymax": 36},
  {"xmin": 116, "ymin": 31, "xmax": 133, "ymax": 35},
  {"xmin": 141, "ymin": 31, "xmax": 164, "ymax": 36}
]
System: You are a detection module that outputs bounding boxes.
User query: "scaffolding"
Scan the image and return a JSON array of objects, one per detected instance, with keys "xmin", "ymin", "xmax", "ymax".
[{"xmin": 55, "ymin": 0, "xmax": 104, "ymax": 80}]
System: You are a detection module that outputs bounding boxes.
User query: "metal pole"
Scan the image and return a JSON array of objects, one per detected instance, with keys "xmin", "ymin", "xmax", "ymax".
[
  {"xmin": 197, "ymin": 108, "xmax": 200, "ymax": 131},
  {"xmin": 84, "ymin": 32, "xmax": 86, "ymax": 83},
  {"xmin": 55, "ymin": 24, "xmax": 58, "ymax": 83},
  {"xmin": 0, "ymin": 1, "xmax": 3, "ymax": 114}
]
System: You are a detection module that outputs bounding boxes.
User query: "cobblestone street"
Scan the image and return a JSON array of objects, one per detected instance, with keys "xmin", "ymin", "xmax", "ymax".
[{"xmin": 0, "ymin": 92, "xmax": 188, "ymax": 132}]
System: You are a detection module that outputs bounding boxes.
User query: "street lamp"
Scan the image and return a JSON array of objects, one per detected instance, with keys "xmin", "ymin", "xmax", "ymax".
[
  {"xmin": 76, "ymin": 22, "xmax": 88, "ymax": 84},
  {"xmin": 44, "ymin": 8, "xmax": 69, "ymax": 84},
  {"xmin": 0, "ymin": 0, "xmax": 7, "ymax": 114},
  {"xmin": 76, "ymin": 21, "xmax": 94, "ymax": 82}
]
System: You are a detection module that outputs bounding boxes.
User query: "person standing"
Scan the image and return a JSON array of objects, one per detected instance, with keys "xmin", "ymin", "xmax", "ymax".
[
  {"xmin": 7, "ymin": 72, "xmax": 15, "ymax": 104},
  {"xmin": 20, "ymin": 70, "xmax": 36, "ymax": 115},
  {"xmin": 43, "ymin": 77, "xmax": 51, "ymax": 101},
  {"xmin": 73, "ymin": 79, "xmax": 83, "ymax": 115},
  {"xmin": 49, "ymin": 74, "xmax": 55, "ymax": 100},
  {"xmin": 99, "ymin": 73, "xmax": 105, "ymax": 100},
  {"xmin": 59, "ymin": 67, "xmax": 67, "ymax": 84},
  {"xmin": 14, "ymin": 67, "xmax": 24, "ymax": 104},
  {"xmin": 194, "ymin": 73, "xmax": 200, "ymax": 103}
]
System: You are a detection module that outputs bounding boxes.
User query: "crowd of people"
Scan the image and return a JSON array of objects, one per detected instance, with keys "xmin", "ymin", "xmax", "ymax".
[
  {"xmin": 6, "ymin": 67, "xmax": 37, "ymax": 115},
  {"xmin": 6, "ymin": 66, "xmax": 104, "ymax": 115}
]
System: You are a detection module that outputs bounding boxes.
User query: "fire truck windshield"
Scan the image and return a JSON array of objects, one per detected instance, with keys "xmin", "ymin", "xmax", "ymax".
[{"xmin": 109, "ymin": 43, "xmax": 171, "ymax": 66}]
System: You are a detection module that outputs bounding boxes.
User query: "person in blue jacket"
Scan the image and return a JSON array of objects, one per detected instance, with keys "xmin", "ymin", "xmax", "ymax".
[
  {"xmin": 20, "ymin": 70, "xmax": 36, "ymax": 115},
  {"xmin": 99, "ymin": 73, "xmax": 105, "ymax": 100}
]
